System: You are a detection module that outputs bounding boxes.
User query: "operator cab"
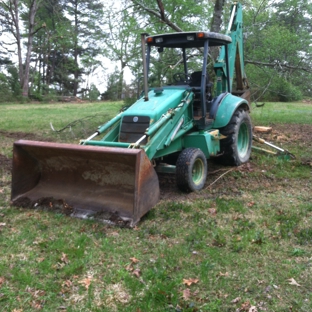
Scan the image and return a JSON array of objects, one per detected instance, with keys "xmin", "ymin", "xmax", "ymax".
[{"xmin": 145, "ymin": 32, "xmax": 232, "ymax": 129}]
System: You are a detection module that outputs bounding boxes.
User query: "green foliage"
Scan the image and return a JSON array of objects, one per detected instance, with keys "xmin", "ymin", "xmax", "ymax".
[
  {"xmin": 132, "ymin": 0, "xmax": 214, "ymax": 33},
  {"xmin": 0, "ymin": 73, "xmax": 13, "ymax": 102},
  {"xmin": 123, "ymin": 96, "xmax": 137, "ymax": 107},
  {"xmin": 0, "ymin": 65, "xmax": 22, "ymax": 102},
  {"xmin": 244, "ymin": 0, "xmax": 312, "ymax": 100},
  {"xmin": 248, "ymin": 65, "xmax": 303, "ymax": 102},
  {"xmin": 0, "ymin": 0, "xmax": 311, "ymax": 101},
  {"xmin": 7, "ymin": 66, "xmax": 21, "ymax": 97},
  {"xmin": 271, "ymin": 78, "xmax": 303, "ymax": 102},
  {"xmin": 88, "ymin": 83, "xmax": 100, "ymax": 101},
  {"xmin": 102, "ymin": 67, "xmax": 123, "ymax": 101}
]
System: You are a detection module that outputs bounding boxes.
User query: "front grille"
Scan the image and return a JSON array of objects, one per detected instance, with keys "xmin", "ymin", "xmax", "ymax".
[{"xmin": 119, "ymin": 116, "xmax": 150, "ymax": 144}]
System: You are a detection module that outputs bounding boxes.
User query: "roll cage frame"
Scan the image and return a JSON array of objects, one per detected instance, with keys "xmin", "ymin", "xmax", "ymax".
[{"xmin": 144, "ymin": 31, "xmax": 232, "ymax": 125}]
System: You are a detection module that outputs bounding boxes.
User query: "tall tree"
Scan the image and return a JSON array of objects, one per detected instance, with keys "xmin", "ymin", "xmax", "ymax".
[
  {"xmin": 31, "ymin": 0, "xmax": 71, "ymax": 94},
  {"xmin": 21, "ymin": 0, "xmax": 45, "ymax": 96},
  {"xmin": 62, "ymin": 0, "xmax": 104, "ymax": 96},
  {"xmin": 0, "ymin": 0, "xmax": 45, "ymax": 97},
  {"xmin": 101, "ymin": 1, "xmax": 144, "ymax": 97},
  {"xmin": 0, "ymin": 0, "xmax": 24, "ymax": 92}
]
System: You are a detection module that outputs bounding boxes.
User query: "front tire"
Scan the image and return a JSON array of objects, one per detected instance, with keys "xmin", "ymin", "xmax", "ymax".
[
  {"xmin": 176, "ymin": 148, "xmax": 207, "ymax": 192},
  {"xmin": 217, "ymin": 108, "xmax": 252, "ymax": 166}
]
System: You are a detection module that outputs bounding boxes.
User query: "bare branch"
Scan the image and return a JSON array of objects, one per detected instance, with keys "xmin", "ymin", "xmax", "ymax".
[
  {"xmin": 246, "ymin": 60, "xmax": 312, "ymax": 73},
  {"xmin": 156, "ymin": 0, "xmax": 165, "ymax": 21},
  {"xmin": 252, "ymin": 73, "xmax": 275, "ymax": 103},
  {"xmin": 131, "ymin": 0, "xmax": 183, "ymax": 32}
]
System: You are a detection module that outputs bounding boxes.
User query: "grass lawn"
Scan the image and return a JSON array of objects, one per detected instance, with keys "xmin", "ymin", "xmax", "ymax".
[{"xmin": 0, "ymin": 100, "xmax": 312, "ymax": 311}]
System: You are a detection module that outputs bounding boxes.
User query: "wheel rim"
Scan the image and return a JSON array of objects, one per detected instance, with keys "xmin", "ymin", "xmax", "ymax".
[
  {"xmin": 192, "ymin": 158, "xmax": 205, "ymax": 185},
  {"xmin": 237, "ymin": 122, "xmax": 249, "ymax": 158}
]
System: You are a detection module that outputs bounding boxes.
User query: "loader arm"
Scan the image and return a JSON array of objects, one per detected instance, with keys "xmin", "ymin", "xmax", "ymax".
[
  {"xmin": 80, "ymin": 89, "xmax": 194, "ymax": 159},
  {"xmin": 143, "ymin": 91, "xmax": 194, "ymax": 159}
]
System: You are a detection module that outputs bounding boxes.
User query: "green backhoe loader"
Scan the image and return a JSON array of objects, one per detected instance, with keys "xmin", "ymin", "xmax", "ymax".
[{"xmin": 11, "ymin": 2, "xmax": 252, "ymax": 226}]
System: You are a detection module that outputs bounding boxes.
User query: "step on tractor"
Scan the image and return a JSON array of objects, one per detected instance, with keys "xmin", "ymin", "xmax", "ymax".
[{"xmin": 11, "ymin": 2, "xmax": 252, "ymax": 226}]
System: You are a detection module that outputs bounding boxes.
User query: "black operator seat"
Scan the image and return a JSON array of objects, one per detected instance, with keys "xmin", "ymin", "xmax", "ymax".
[
  {"xmin": 189, "ymin": 71, "xmax": 214, "ymax": 115},
  {"xmin": 189, "ymin": 71, "xmax": 202, "ymax": 88}
]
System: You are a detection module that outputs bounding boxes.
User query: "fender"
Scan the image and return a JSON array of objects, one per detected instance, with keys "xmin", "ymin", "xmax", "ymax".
[{"xmin": 212, "ymin": 93, "xmax": 249, "ymax": 128}]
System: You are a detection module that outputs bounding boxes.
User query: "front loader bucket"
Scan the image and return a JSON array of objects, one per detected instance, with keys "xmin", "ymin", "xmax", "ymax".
[{"xmin": 11, "ymin": 140, "xmax": 159, "ymax": 226}]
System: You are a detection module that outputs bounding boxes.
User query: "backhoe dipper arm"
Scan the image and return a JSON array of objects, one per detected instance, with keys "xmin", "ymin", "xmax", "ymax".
[{"xmin": 214, "ymin": 2, "xmax": 247, "ymax": 95}]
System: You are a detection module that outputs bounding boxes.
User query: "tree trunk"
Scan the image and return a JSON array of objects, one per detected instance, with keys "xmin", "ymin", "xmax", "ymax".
[
  {"xmin": 73, "ymin": 0, "xmax": 79, "ymax": 96},
  {"xmin": 210, "ymin": 0, "xmax": 226, "ymax": 33},
  {"xmin": 22, "ymin": 0, "xmax": 40, "ymax": 97},
  {"xmin": 210, "ymin": 0, "xmax": 226, "ymax": 61},
  {"xmin": 9, "ymin": 0, "xmax": 24, "ymax": 87}
]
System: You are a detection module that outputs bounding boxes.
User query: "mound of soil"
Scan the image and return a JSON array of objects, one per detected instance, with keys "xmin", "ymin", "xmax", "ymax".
[{"xmin": 0, "ymin": 130, "xmax": 55, "ymax": 142}]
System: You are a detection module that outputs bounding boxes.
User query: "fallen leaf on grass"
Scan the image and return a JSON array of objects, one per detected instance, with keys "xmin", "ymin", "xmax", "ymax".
[
  {"xmin": 217, "ymin": 290, "xmax": 229, "ymax": 299},
  {"xmin": 61, "ymin": 253, "xmax": 69, "ymax": 264},
  {"xmin": 208, "ymin": 208, "xmax": 217, "ymax": 215},
  {"xmin": 218, "ymin": 271, "xmax": 229, "ymax": 277},
  {"xmin": 182, "ymin": 288, "xmax": 191, "ymax": 300},
  {"xmin": 126, "ymin": 257, "xmax": 140, "ymax": 272},
  {"xmin": 288, "ymin": 278, "xmax": 301, "ymax": 287},
  {"xmin": 235, "ymin": 235, "xmax": 242, "ymax": 241},
  {"xmin": 0, "ymin": 222, "xmax": 6, "ymax": 228},
  {"xmin": 240, "ymin": 300, "xmax": 251, "ymax": 310},
  {"xmin": 132, "ymin": 269, "xmax": 141, "ymax": 278},
  {"xmin": 0, "ymin": 277, "xmax": 5, "ymax": 286},
  {"xmin": 31, "ymin": 300, "xmax": 43, "ymax": 310},
  {"xmin": 25, "ymin": 287, "xmax": 45, "ymax": 298},
  {"xmin": 183, "ymin": 278, "xmax": 199, "ymax": 286},
  {"xmin": 52, "ymin": 262, "xmax": 65, "ymax": 270},
  {"xmin": 130, "ymin": 257, "xmax": 139, "ymax": 263},
  {"xmin": 33, "ymin": 290, "xmax": 46, "ymax": 298},
  {"xmin": 78, "ymin": 277, "xmax": 92, "ymax": 290},
  {"xmin": 62, "ymin": 280, "xmax": 72, "ymax": 288},
  {"xmin": 231, "ymin": 296, "xmax": 241, "ymax": 304}
]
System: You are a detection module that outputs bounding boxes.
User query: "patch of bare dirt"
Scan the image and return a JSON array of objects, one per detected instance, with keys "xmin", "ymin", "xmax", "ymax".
[
  {"xmin": 2, "ymin": 124, "xmax": 312, "ymax": 204},
  {"xmin": 159, "ymin": 123, "xmax": 312, "ymax": 202},
  {"xmin": 0, "ymin": 130, "xmax": 55, "ymax": 142},
  {"xmin": 256, "ymin": 124, "xmax": 312, "ymax": 147}
]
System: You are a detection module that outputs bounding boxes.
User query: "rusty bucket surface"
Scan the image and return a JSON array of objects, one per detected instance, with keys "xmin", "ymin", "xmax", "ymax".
[{"xmin": 11, "ymin": 140, "xmax": 159, "ymax": 226}]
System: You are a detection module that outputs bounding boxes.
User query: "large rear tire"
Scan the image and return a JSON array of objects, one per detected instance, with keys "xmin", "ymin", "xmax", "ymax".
[
  {"xmin": 217, "ymin": 108, "xmax": 252, "ymax": 166},
  {"xmin": 176, "ymin": 148, "xmax": 207, "ymax": 192}
]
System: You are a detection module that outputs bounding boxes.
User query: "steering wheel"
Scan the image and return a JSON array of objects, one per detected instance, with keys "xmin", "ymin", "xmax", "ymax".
[{"xmin": 173, "ymin": 72, "xmax": 192, "ymax": 84}]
